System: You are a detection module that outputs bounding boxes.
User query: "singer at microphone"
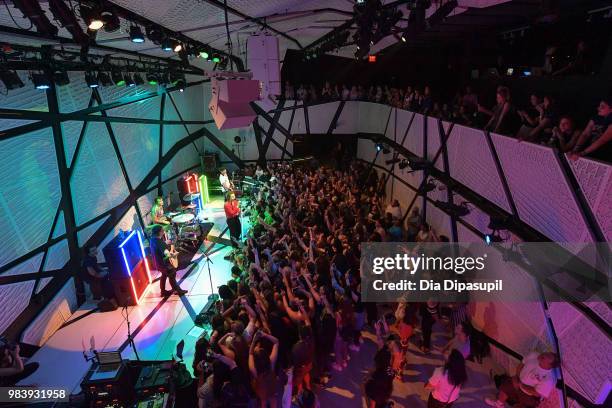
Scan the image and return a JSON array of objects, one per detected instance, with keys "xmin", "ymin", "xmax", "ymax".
[{"xmin": 224, "ymin": 191, "xmax": 241, "ymax": 248}]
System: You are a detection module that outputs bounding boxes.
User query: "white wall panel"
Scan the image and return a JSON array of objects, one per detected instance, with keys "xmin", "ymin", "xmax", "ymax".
[
  {"xmin": 161, "ymin": 143, "xmax": 200, "ymax": 181},
  {"xmin": 446, "ymin": 126, "xmax": 511, "ymax": 213},
  {"xmin": 426, "ymin": 203, "xmax": 453, "ymax": 240},
  {"xmin": 22, "ymin": 278, "xmax": 77, "ymax": 347},
  {"xmin": 56, "ymin": 72, "xmax": 92, "ymax": 113},
  {"xmin": 61, "ymin": 121, "xmax": 85, "ymax": 167},
  {"xmin": 162, "ymin": 103, "xmax": 189, "ymax": 154},
  {"xmin": 43, "ymin": 239, "xmax": 69, "ymax": 271},
  {"xmin": 167, "ymin": 87, "xmax": 205, "ymax": 134},
  {"xmin": 569, "ymin": 157, "xmax": 612, "ymax": 241},
  {"xmin": 96, "ymin": 83, "xmax": 151, "ymax": 104},
  {"xmin": 358, "ymin": 102, "xmax": 392, "ymax": 134},
  {"xmin": 384, "ymin": 108, "xmax": 398, "ymax": 142},
  {"xmin": 0, "ymin": 127, "xmax": 61, "ymax": 267},
  {"xmin": 0, "ymin": 280, "xmax": 36, "ymax": 335},
  {"xmin": 77, "ymin": 216, "xmax": 110, "ymax": 247},
  {"xmin": 333, "ymin": 101, "xmax": 358, "ymax": 134},
  {"xmin": 112, "ymin": 122, "xmax": 160, "ymax": 187},
  {"xmin": 307, "ymin": 102, "xmax": 339, "ymax": 134},
  {"xmin": 403, "ymin": 112, "xmax": 424, "ymax": 157},
  {"xmin": 493, "ymin": 134, "xmax": 592, "ymax": 242},
  {"xmin": 71, "ymin": 121, "xmax": 130, "ymax": 226},
  {"xmin": 291, "ymin": 106, "xmax": 306, "ymax": 134},
  {"xmin": 426, "ymin": 116, "xmax": 442, "ymax": 165}
]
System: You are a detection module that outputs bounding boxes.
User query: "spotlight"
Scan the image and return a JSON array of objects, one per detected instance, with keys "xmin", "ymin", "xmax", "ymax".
[
  {"xmin": 111, "ymin": 70, "xmax": 125, "ymax": 86},
  {"xmin": 376, "ymin": 143, "xmax": 383, "ymax": 152},
  {"xmin": 101, "ymin": 9, "xmax": 120, "ymax": 32},
  {"xmin": 198, "ymin": 47, "xmax": 210, "ymax": 59},
  {"xmin": 169, "ymin": 72, "xmax": 186, "ymax": 88},
  {"xmin": 0, "ymin": 70, "xmax": 24, "ymax": 90},
  {"xmin": 407, "ymin": 158, "xmax": 430, "ymax": 171},
  {"xmin": 129, "ymin": 26, "xmax": 145, "ymax": 43},
  {"xmin": 398, "ymin": 160, "xmax": 409, "ymax": 170},
  {"xmin": 418, "ymin": 180, "xmax": 436, "ymax": 194},
  {"xmin": 133, "ymin": 73, "xmax": 144, "ymax": 85},
  {"xmin": 401, "ymin": 35, "xmax": 406, "ymax": 42},
  {"xmin": 211, "ymin": 54, "xmax": 221, "ymax": 63},
  {"xmin": 484, "ymin": 233, "xmax": 503, "ymax": 246},
  {"xmin": 161, "ymin": 38, "xmax": 173, "ymax": 52},
  {"xmin": 31, "ymin": 72, "xmax": 51, "ymax": 90},
  {"xmin": 435, "ymin": 201, "xmax": 470, "ymax": 217},
  {"xmin": 125, "ymin": 74, "xmax": 136, "ymax": 87},
  {"xmin": 80, "ymin": 2, "xmax": 104, "ymax": 31},
  {"xmin": 173, "ymin": 41, "xmax": 183, "ymax": 52},
  {"xmin": 53, "ymin": 69, "xmax": 70, "ymax": 86},
  {"xmin": 146, "ymin": 26, "xmax": 164, "ymax": 44},
  {"xmin": 85, "ymin": 71, "xmax": 99, "ymax": 88},
  {"xmin": 98, "ymin": 72, "xmax": 112, "ymax": 86},
  {"xmin": 146, "ymin": 72, "xmax": 158, "ymax": 85}
]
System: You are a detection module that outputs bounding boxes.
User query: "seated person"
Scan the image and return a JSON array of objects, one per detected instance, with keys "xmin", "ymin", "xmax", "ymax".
[
  {"xmin": 485, "ymin": 351, "xmax": 558, "ymax": 408},
  {"xmin": 570, "ymin": 98, "xmax": 612, "ymax": 161},
  {"xmin": 546, "ymin": 116, "xmax": 580, "ymax": 152},
  {"xmin": 82, "ymin": 245, "xmax": 109, "ymax": 300},
  {"xmin": 0, "ymin": 342, "xmax": 39, "ymax": 386},
  {"xmin": 151, "ymin": 196, "xmax": 170, "ymax": 225},
  {"xmin": 485, "ymin": 87, "xmax": 520, "ymax": 136}
]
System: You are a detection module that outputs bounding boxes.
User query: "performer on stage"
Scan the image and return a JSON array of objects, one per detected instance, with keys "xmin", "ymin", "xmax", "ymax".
[
  {"xmin": 151, "ymin": 196, "xmax": 170, "ymax": 225},
  {"xmin": 224, "ymin": 191, "xmax": 242, "ymax": 248},
  {"xmin": 219, "ymin": 168, "xmax": 233, "ymax": 194},
  {"xmin": 81, "ymin": 245, "xmax": 109, "ymax": 300},
  {"xmin": 149, "ymin": 225, "xmax": 187, "ymax": 296}
]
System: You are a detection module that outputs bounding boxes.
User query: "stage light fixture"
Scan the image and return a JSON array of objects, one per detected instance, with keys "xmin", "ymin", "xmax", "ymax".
[
  {"xmin": 80, "ymin": 2, "xmax": 104, "ymax": 31},
  {"xmin": 161, "ymin": 38, "xmax": 173, "ymax": 52},
  {"xmin": 101, "ymin": 9, "xmax": 120, "ymax": 33},
  {"xmin": 376, "ymin": 143, "xmax": 383, "ymax": 152},
  {"xmin": 146, "ymin": 25, "xmax": 163, "ymax": 44},
  {"xmin": 111, "ymin": 70, "xmax": 125, "ymax": 86},
  {"xmin": 129, "ymin": 26, "xmax": 145, "ymax": 43},
  {"xmin": 382, "ymin": 146, "xmax": 391, "ymax": 154},
  {"xmin": 133, "ymin": 73, "xmax": 144, "ymax": 85},
  {"xmin": 173, "ymin": 41, "xmax": 183, "ymax": 53},
  {"xmin": 401, "ymin": 35, "xmax": 406, "ymax": 42},
  {"xmin": 85, "ymin": 71, "xmax": 99, "ymax": 88},
  {"xmin": 31, "ymin": 72, "xmax": 51, "ymax": 90},
  {"xmin": 53, "ymin": 69, "xmax": 70, "ymax": 86},
  {"xmin": 398, "ymin": 160, "xmax": 409, "ymax": 170},
  {"xmin": 125, "ymin": 74, "xmax": 136, "ymax": 87},
  {"xmin": 0, "ymin": 70, "xmax": 24, "ymax": 90},
  {"xmin": 12, "ymin": 0, "xmax": 59, "ymax": 36},
  {"xmin": 435, "ymin": 201, "xmax": 470, "ymax": 217},
  {"xmin": 98, "ymin": 72, "xmax": 112, "ymax": 86},
  {"xmin": 146, "ymin": 72, "xmax": 158, "ymax": 85},
  {"xmin": 385, "ymin": 158, "xmax": 401, "ymax": 165},
  {"xmin": 484, "ymin": 233, "xmax": 503, "ymax": 246},
  {"xmin": 211, "ymin": 54, "xmax": 221, "ymax": 63},
  {"xmin": 418, "ymin": 180, "xmax": 437, "ymax": 194}
]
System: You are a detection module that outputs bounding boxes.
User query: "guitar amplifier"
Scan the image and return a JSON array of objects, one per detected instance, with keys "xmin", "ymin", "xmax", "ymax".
[{"xmin": 103, "ymin": 230, "xmax": 152, "ymax": 306}]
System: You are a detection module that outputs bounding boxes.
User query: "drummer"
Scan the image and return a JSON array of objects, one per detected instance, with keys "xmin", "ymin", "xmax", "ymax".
[{"xmin": 151, "ymin": 196, "xmax": 171, "ymax": 225}]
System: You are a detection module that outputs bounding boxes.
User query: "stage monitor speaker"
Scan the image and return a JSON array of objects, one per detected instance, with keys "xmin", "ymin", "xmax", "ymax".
[
  {"xmin": 208, "ymin": 78, "xmax": 259, "ymax": 130},
  {"xmin": 103, "ymin": 230, "xmax": 152, "ymax": 306}
]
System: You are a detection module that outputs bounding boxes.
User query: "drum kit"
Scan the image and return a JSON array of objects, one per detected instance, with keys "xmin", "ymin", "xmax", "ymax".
[{"xmin": 145, "ymin": 192, "xmax": 205, "ymax": 251}]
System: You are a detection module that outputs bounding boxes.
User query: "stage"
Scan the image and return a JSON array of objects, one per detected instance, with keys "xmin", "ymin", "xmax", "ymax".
[{"xmin": 17, "ymin": 197, "xmax": 248, "ymax": 395}]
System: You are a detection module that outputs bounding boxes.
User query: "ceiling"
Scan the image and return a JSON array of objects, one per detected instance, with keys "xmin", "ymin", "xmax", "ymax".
[{"xmin": 0, "ymin": 0, "xmax": 606, "ymax": 71}]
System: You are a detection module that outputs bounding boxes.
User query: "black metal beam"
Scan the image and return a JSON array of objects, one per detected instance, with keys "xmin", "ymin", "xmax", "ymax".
[
  {"xmin": 0, "ymin": 269, "xmax": 67, "ymax": 286},
  {"xmin": 326, "ymin": 100, "xmax": 345, "ymax": 136},
  {"xmin": 259, "ymin": 100, "xmax": 286, "ymax": 155},
  {"xmin": 201, "ymin": 126, "xmax": 245, "ymax": 168},
  {"xmin": 46, "ymin": 77, "xmax": 84, "ymax": 304},
  {"xmin": 158, "ymin": 94, "xmax": 166, "ymax": 195},
  {"xmin": 199, "ymin": 0, "xmax": 303, "ymax": 49},
  {"xmin": 439, "ymin": 120, "xmax": 458, "ymax": 242},
  {"xmin": 484, "ymin": 130, "xmax": 519, "ymax": 218},
  {"xmin": 281, "ymin": 101, "xmax": 297, "ymax": 161},
  {"xmin": 68, "ymin": 95, "xmax": 96, "ymax": 174},
  {"xmin": 252, "ymin": 120, "xmax": 266, "ymax": 165},
  {"xmin": 0, "ymin": 121, "xmax": 50, "ymax": 142}
]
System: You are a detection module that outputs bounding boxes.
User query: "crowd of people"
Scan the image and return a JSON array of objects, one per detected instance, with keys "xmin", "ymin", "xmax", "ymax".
[
  {"xmin": 190, "ymin": 161, "xmax": 559, "ymax": 408},
  {"xmin": 283, "ymin": 81, "xmax": 612, "ymax": 162}
]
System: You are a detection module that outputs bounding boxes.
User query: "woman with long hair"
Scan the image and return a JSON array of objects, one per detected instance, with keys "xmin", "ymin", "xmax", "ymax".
[
  {"xmin": 364, "ymin": 346, "xmax": 395, "ymax": 408},
  {"xmin": 425, "ymin": 349, "xmax": 468, "ymax": 407}
]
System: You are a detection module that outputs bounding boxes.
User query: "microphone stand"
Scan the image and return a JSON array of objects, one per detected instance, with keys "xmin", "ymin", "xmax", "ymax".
[
  {"xmin": 123, "ymin": 305, "xmax": 140, "ymax": 361},
  {"xmin": 202, "ymin": 252, "xmax": 216, "ymax": 299}
]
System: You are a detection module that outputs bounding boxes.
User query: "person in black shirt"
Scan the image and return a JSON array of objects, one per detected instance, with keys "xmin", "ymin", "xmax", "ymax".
[
  {"xmin": 149, "ymin": 225, "xmax": 187, "ymax": 296},
  {"xmin": 571, "ymin": 99, "xmax": 612, "ymax": 161},
  {"xmin": 82, "ymin": 245, "xmax": 109, "ymax": 300}
]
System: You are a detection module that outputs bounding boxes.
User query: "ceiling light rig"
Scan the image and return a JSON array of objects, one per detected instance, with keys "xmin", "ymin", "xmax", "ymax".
[
  {"xmin": 352, "ymin": 0, "xmax": 403, "ymax": 59},
  {"xmin": 129, "ymin": 25, "xmax": 145, "ymax": 43}
]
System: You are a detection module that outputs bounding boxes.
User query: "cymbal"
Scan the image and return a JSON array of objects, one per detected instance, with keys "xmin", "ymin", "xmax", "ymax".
[{"xmin": 183, "ymin": 193, "xmax": 201, "ymax": 202}]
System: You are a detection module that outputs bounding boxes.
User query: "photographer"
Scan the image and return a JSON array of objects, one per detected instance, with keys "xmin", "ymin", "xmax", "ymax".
[{"xmin": 0, "ymin": 341, "xmax": 39, "ymax": 386}]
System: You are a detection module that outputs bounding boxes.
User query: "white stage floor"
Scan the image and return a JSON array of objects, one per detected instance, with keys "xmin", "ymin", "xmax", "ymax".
[{"xmin": 19, "ymin": 198, "xmax": 245, "ymax": 394}]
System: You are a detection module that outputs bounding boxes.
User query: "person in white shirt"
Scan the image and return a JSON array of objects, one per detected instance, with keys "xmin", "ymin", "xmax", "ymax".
[
  {"xmin": 385, "ymin": 199, "xmax": 402, "ymax": 220},
  {"xmin": 425, "ymin": 349, "xmax": 467, "ymax": 407},
  {"xmin": 219, "ymin": 168, "xmax": 232, "ymax": 193},
  {"xmin": 485, "ymin": 352, "xmax": 558, "ymax": 408},
  {"xmin": 255, "ymin": 165, "xmax": 265, "ymax": 180}
]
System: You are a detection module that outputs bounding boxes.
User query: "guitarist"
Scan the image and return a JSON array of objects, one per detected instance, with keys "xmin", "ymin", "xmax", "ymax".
[{"xmin": 150, "ymin": 225, "xmax": 187, "ymax": 297}]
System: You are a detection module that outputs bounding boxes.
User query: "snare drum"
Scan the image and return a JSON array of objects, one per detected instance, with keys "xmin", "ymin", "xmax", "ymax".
[{"xmin": 172, "ymin": 213, "xmax": 195, "ymax": 224}]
